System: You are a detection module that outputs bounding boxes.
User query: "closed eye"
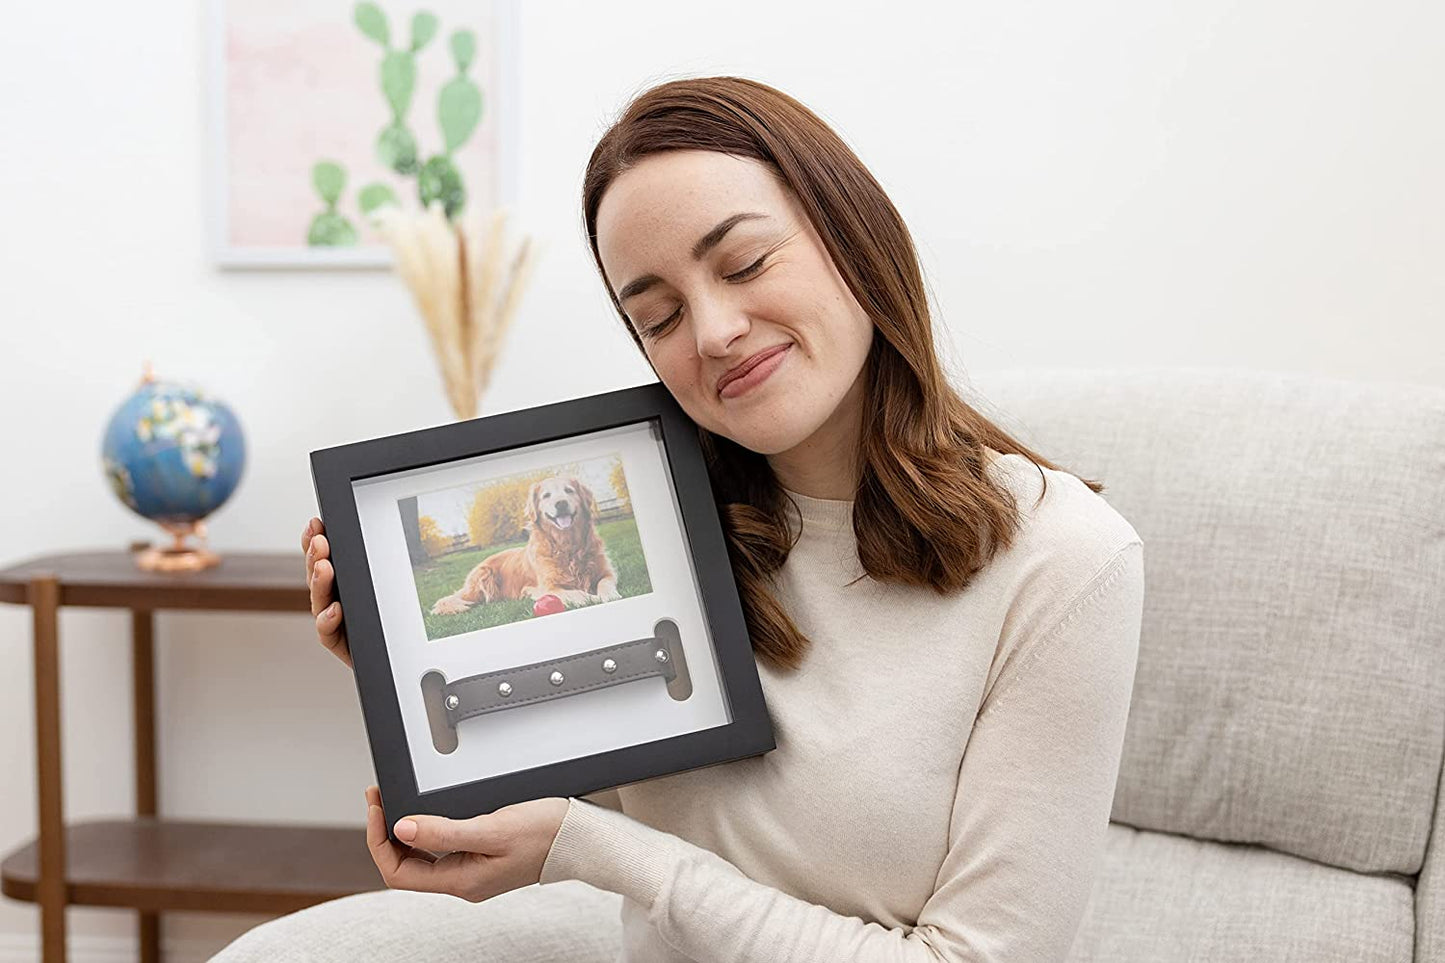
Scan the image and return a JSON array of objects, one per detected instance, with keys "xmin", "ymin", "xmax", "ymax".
[
  {"xmin": 636, "ymin": 256, "xmax": 769, "ymax": 339},
  {"xmin": 727, "ymin": 254, "xmax": 768, "ymax": 282}
]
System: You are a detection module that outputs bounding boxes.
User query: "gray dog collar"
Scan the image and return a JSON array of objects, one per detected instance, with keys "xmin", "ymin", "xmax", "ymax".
[{"xmin": 421, "ymin": 618, "xmax": 692, "ymax": 754}]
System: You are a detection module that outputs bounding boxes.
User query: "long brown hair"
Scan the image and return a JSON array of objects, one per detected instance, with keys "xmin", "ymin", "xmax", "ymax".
[{"xmin": 582, "ymin": 76, "xmax": 1103, "ymax": 672}]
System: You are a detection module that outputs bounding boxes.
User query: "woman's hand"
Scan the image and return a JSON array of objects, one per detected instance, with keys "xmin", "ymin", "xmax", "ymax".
[
  {"xmin": 303, "ymin": 516, "xmax": 351, "ymax": 668},
  {"xmin": 364, "ymin": 785, "xmax": 570, "ymax": 902}
]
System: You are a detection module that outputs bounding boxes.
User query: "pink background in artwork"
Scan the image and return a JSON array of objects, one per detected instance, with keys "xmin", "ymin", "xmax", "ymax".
[{"xmin": 224, "ymin": 0, "xmax": 501, "ymax": 249}]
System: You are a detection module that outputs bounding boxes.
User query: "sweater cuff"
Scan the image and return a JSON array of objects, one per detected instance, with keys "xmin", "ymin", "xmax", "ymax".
[{"xmin": 538, "ymin": 796, "xmax": 684, "ymax": 907}]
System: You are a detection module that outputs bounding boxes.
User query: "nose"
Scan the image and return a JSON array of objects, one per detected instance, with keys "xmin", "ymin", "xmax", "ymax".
[
  {"xmin": 555, "ymin": 498, "xmax": 571, "ymax": 514},
  {"xmin": 691, "ymin": 292, "xmax": 750, "ymax": 359}
]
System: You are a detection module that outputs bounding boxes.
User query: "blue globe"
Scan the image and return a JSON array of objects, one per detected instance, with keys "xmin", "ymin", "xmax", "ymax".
[{"xmin": 101, "ymin": 375, "xmax": 247, "ymax": 526}]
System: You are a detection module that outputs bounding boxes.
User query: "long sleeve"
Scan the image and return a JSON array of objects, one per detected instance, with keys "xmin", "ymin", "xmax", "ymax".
[
  {"xmin": 539, "ymin": 540, "xmax": 1145, "ymax": 962},
  {"xmin": 579, "ymin": 787, "xmax": 624, "ymax": 812}
]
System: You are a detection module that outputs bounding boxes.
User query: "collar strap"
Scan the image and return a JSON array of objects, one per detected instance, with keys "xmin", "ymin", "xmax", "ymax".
[{"xmin": 421, "ymin": 618, "xmax": 690, "ymax": 754}]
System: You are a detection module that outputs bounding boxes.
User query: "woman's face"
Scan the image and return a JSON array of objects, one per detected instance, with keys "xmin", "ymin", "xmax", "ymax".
[{"xmin": 595, "ymin": 149, "xmax": 874, "ymax": 459}]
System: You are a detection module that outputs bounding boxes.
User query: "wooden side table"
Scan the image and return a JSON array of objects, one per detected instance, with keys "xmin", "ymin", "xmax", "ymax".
[{"xmin": 0, "ymin": 550, "xmax": 385, "ymax": 963}]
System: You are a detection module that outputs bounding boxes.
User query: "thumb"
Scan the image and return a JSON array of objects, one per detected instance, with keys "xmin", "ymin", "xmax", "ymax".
[{"xmin": 395, "ymin": 812, "xmax": 508, "ymax": 854}]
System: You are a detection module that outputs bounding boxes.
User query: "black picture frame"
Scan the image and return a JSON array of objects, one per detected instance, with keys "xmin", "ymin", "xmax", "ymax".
[{"xmin": 310, "ymin": 381, "xmax": 775, "ymax": 843}]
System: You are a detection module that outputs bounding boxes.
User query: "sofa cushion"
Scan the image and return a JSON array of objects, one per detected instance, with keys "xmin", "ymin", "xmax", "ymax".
[
  {"xmin": 966, "ymin": 366, "xmax": 1445, "ymax": 876},
  {"xmin": 1068, "ymin": 822, "xmax": 1414, "ymax": 961}
]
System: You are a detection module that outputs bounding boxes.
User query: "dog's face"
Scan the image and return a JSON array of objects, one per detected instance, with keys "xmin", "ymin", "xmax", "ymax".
[{"xmin": 525, "ymin": 475, "xmax": 598, "ymax": 536}]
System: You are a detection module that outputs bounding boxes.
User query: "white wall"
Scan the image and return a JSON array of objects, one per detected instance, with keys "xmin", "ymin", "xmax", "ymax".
[{"xmin": 1, "ymin": 0, "xmax": 1440, "ymax": 958}]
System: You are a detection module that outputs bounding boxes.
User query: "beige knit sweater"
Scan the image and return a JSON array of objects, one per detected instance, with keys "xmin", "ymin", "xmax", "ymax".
[{"xmin": 539, "ymin": 452, "xmax": 1145, "ymax": 962}]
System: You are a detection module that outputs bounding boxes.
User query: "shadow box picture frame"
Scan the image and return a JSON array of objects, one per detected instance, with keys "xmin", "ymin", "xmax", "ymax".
[{"xmin": 310, "ymin": 382, "xmax": 775, "ymax": 842}]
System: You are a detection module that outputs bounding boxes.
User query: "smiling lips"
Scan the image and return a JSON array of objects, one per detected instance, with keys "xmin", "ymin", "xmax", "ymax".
[{"xmin": 717, "ymin": 344, "xmax": 791, "ymax": 395}]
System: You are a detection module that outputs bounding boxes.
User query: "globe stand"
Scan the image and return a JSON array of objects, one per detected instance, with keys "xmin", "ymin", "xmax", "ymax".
[{"xmin": 133, "ymin": 521, "xmax": 222, "ymax": 573}]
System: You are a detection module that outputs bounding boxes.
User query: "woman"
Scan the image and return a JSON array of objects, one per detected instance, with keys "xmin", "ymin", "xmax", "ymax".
[{"xmin": 220, "ymin": 75, "xmax": 1143, "ymax": 962}]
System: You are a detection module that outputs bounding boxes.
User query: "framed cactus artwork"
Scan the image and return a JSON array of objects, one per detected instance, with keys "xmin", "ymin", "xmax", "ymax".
[{"xmin": 207, "ymin": 0, "xmax": 519, "ymax": 268}]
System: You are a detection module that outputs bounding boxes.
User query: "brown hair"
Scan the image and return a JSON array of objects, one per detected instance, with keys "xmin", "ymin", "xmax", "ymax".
[{"xmin": 581, "ymin": 76, "xmax": 1103, "ymax": 672}]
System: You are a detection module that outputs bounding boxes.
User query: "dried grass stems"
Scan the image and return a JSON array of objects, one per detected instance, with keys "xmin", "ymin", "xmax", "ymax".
[{"xmin": 371, "ymin": 201, "xmax": 539, "ymax": 420}]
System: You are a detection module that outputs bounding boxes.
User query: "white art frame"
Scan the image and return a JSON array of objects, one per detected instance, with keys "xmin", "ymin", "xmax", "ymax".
[
  {"xmin": 205, "ymin": 0, "xmax": 521, "ymax": 270},
  {"xmin": 352, "ymin": 421, "xmax": 735, "ymax": 793}
]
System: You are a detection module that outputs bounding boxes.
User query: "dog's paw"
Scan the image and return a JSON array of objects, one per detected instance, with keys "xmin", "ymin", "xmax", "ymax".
[
  {"xmin": 430, "ymin": 596, "xmax": 471, "ymax": 615},
  {"xmin": 598, "ymin": 586, "xmax": 622, "ymax": 602}
]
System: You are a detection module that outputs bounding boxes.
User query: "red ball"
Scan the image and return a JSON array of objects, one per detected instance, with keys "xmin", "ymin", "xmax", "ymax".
[{"xmin": 533, "ymin": 594, "xmax": 565, "ymax": 616}]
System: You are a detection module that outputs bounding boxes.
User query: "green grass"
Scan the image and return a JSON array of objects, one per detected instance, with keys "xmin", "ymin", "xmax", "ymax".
[{"xmin": 413, "ymin": 517, "xmax": 654, "ymax": 641}]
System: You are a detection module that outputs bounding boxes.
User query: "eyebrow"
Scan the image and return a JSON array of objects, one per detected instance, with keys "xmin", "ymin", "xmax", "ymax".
[{"xmin": 616, "ymin": 211, "xmax": 770, "ymax": 304}]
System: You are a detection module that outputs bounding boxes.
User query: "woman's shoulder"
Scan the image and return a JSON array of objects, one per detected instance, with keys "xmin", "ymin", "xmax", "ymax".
[{"xmin": 982, "ymin": 449, "xmax": 1144, "ymax": 589}]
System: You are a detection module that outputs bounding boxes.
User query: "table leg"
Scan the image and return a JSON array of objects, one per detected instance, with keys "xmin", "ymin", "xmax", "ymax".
[
  {"xmin": 28, "ymin": 576, "xmax": 66, "ymax": 963},
  {"xmin": 132, "ymin": 609, "xmax": 160, "ymax": 963}
]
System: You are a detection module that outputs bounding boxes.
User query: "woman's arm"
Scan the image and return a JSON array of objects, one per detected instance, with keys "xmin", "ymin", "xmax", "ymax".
[{"xmin": 539, "ymin": 541, "xmax": 1145, "ymax": 962}]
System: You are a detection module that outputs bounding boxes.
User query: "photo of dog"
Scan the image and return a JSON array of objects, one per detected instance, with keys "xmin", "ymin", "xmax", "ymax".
[{"xmin": 429, "ymin": 474, "xmax": 624, "ymax": 616}]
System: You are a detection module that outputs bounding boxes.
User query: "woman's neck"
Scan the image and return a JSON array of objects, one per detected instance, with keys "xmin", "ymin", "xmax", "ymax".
[
  {"xmin": 769, "ymin": 458, "xmax": 858, "ymax": 500},
  {"xmin": 766, "ymin": 373, "xmax": 865, "ymax": 499}
]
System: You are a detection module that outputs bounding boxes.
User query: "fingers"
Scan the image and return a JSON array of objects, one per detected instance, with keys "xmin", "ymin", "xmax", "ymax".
[
  {"xmin": 307, "ymin": 533, "xmax": 338, "ymax": 626},
  {"xmin": 365, "ymin": 785, "xmax": 405, "ymax": 879},
  {"xmin": 395, "ymin": 811, "xmax": 508, "ymax": 857},
  {"xmin": 305, "ymin": 529, "xmax": 350, "ymax": 668},
  {"xmin": 302, "ymin": 518, "xmax": 327, "ymax": 579},
  {"xmin": 314, "ymin": 600, "xmax": 351, "ymax": 669},
  {"xmin": 301, "ymin": 516, "xmax": 321, "ymax": 555},
  {"xmin": 306, "ymin": 532, "xmax": 331, "ymax": 595},
  {"xmin": 304, "ymin": 516, "xmax": 330, "ymax": 578},
  {"xmin": 309, "ymin": 551, "xmax": 334, "ymax": 617},
  {"xmin": 365, "ymin": 785, "xmax": 435, "ymax": 864},
  {"xmin": 365, "ymin": 785, "xmax": 448, "ymax": 894},
  {"xmin": 302, "ymin": 519, "xmax": 354, "ymax": 670}
]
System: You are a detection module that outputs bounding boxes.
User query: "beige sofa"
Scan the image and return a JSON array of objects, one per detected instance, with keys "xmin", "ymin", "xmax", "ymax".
[
  {"xmin": 967, "ymin": 365, "xmax": 1445, "ymax": 961},
  {"xmin": 220, "ymin": 365, "xmax": 1445, "ymax": 962}
]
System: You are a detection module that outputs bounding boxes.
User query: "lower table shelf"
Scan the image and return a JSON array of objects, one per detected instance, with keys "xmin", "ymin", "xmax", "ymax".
[{"xmin": 1, "ymin": 817, "xmax": 386, "ymax": 915}]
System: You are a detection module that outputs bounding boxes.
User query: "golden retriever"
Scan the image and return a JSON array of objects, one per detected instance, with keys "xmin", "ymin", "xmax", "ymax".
[{"xmin": 429, "ymin": 474, "xmax": 623, "ymax": 615}]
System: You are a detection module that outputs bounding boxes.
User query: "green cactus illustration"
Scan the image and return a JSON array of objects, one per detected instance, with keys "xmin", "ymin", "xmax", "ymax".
[
  {"xmin": 305, "ymin": 5, "xmax": 488, "ymax": 246},
  {"xmin": 409, "ymin": 11, "xmax": 438, "ymax": 51},
  {"xmin": 439, "ymin": 30, "xmax": 482, "ymax": 151},
  {"xmin": 358, "ymin": 182, "xmax": 399, "ymax": 216},
  {"xmin": 415, "ymin": 29, "xmax": 483, "ymax": 218},
  {"xmin": 380, "ymin": 52, "xmax": 416, "ymax": 122},
  {"xmin": 375, "ymin": 122, "xmax": 418, "ymax": 174},
  {"xmin": 417, "ymin": 154, "xmax": 464, "ymax": 217},
  {"xmin": 355, "ymin": 2, "xmax": 436, "ymax": 176},
  {"xmin": 307, "ymin": 161, "xmax": 359, "ymax": 246},
  {"xmin": 353, "ymin": 1, "xmax": 388, "ymax": 44}
]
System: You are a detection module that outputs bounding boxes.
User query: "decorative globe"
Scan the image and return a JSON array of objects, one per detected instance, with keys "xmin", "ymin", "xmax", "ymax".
[{"xmin": 101, "ymin": 364, "xmax": 247, "ymax": 569}]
